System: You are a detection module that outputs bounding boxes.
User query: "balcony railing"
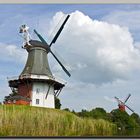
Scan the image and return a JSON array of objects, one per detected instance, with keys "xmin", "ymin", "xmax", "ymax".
[{"xmin": 7, "ymin": 74, "xmax": 67, "ymax": 85}]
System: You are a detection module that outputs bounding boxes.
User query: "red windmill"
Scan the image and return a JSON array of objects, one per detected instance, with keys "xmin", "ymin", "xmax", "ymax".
[{"xmin": 114, "ymin": 94, "xmax": 134, "ymax": 113}]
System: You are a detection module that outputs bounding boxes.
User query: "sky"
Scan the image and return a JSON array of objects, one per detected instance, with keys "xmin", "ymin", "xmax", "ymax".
[{"xmin": 0, "ymin": 4, "xmax": 140, "ymax": 115}]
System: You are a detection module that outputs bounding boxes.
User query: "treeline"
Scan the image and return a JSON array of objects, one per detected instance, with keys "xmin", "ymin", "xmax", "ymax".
[{"xmin": 63, "ymin": 107, "xmax": 140, "ymax": 131}]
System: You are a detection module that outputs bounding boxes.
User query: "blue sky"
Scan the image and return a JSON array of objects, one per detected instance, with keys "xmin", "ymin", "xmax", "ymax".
[{"xmin": 0, "ymin": 4, "xmax": 140, "ymax": 115}]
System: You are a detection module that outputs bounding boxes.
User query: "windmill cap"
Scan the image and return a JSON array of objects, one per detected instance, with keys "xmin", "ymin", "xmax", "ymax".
[{"xmin": 25, "ymin": 40, "xmax": 50, "ymax": 53}]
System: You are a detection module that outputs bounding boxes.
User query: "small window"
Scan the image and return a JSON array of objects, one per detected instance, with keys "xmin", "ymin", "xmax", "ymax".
[
  {"xmin": 36, "ymin": 88, "xmax": 40, "ymax": 94},
  {"xmin": 36, "ymin": 99, "xmax": 39, "ymax": 105}
]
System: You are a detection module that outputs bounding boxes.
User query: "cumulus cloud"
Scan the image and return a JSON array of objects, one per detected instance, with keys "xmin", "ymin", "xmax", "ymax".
[
  {"xmin": 104, "ymin": 96, "xmax": 116, "ymax": 103},
  {"xmin": 46, "ymin": 11, "xmax": 140, "ymax": 85}
]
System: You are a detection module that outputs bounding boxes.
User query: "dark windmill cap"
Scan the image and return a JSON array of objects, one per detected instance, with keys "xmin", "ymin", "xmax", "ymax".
[
  {"xmin": 27, "ymin": 40, "xmax": 50, "ymax": 52},
  {"xmin": 20, "ymin": 40, "xmax": 53, "ymax": 78}
]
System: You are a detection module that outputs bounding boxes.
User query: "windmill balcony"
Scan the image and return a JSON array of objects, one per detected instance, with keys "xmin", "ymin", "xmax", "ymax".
[
  {"xmin": 7, "ymin": 76, "xmax": 19, "ymax": 81},
  {"xmin": 20, "ymin": 74, "xmax": 67, "ymax": 85},
  {"xmin": 8, "ymin": 74, "xmax": 66, "ymax": 90}
]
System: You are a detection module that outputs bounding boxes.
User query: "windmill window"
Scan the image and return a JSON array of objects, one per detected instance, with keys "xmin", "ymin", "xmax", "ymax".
[
  {"xmin": 36, "ymin": 88, "xmax": 40, "ymax": 94},
  {"xmin": 36, "ymin": 99, "xmax": 39, "ymax": 104}
]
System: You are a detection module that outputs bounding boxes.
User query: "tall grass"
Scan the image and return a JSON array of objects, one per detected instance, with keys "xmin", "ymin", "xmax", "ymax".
[{"xmin": 0, "ymin": 105, "xmax": 116, "ymax": 136}]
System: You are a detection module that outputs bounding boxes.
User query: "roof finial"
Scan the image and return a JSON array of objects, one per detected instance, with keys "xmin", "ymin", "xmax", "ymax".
[{"xmin": 19, "ymin": 24, "xmax": 32, "ymax": 48}]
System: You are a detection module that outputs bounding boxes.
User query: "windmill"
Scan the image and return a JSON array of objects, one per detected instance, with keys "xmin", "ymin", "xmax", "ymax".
[
  {"xmin": 114, "ymin": 94, "xmax": 134, "ymax": 113},
  {"xmin": 7, "ymin": 14, "xmax": 71, "ymax": 108}
]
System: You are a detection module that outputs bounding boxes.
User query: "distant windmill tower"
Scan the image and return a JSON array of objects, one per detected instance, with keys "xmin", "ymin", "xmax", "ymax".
[
  {"xmin": 114, "ymin": 94, "xmax": 134, "ymax": 113},
  {"xmin": 7, "ymin": 15, "xmax": 71, "ymax": 108}
]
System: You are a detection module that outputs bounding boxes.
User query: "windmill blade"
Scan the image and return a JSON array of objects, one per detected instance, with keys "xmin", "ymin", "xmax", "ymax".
[
  {"xmin": 49, "ymin": 14, "xmax": 70, "ymax": 47},
  {"xmin": 114, "ymin": 96, "xmax": 120, "ymax": 102},
  {"xmin": 34, "ymin": 29, "xmax": 49, "ymax": 45},
  {"xmin": 124, "ymin": 94, "xmax": 131, "ymax": 103},
  {"xmin": 114, "ymin": 96, "xmax": 124, "ymax": 105},
  {"xmin": 34, "ymin": 29, "xmax": 71, "ymax": 77},
  {"xmin": 114, "ymin": 96, "xmax": 119, "ymax": 100},
  {"xmin": 49, "ymin": 50, "xmax": 71, "ymax": 77},
  {"xmin": 125, "ymin": 104, "xmax": 134, "ymax": 113},
  {"xmin": 114, "ymin": 96, "xmax": 120, "ymax": 104},
  {"xmin": 114, "ymin": 96, "xmax": 119, "ymax": 101}
]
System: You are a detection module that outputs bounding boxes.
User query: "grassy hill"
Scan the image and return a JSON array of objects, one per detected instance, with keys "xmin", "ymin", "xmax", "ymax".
[{"xmin": 0, "ymin": 105, "xmax": 116, "ymax": 136}]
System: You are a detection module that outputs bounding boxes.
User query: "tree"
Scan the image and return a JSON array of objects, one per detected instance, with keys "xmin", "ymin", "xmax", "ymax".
[
  {"xmin": 55, "ymin": 97, "xmax": 61, "ymax": 109},
  {"xmin": 77, "ymin": 109, "xmax": 90, "ymax": 118},
  {"xmin": 90, "ymin": 107, "xmax": 108, "ymax": 120},
  {"xmin": 110, "ymin": 109, "xmax": 137, "ymax": 130},
  {"xmin": 130, "ymin": 113, "xmax": 140, "ymax": 127},
  {"xmin": 72, "ymin": 109, "xmax": 76, "ymax": 115},
  {"xmin": 63, "ymin": 108, "xmax": 71, "ymax": 112},
  {"xmin": 77, "ymin": 107, "xmax": 109, "ymax": 119},
  {"xmin": 3, "ymin": 90, "xmax": 18, "ymax": 103}
]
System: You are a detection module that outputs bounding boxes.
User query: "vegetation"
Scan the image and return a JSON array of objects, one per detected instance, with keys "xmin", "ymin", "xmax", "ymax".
[
  {"xmin": 72, "ymin": 108, "xmax": 140, "ymax": 135},
  {"xmin": 130, "ymin": 113, "xmax": 140, "ymax": 127},
  {"xmin": 109, "ymin": 109, "xmax": 140, "ymax": 136},
  {"xmin": 1, "ymin": 104, "xmax": 140, "ymax": 136},
  {"xmin": 0, "ymin": 105, "xmax": 116, "ymax": 136},
  {"xmin": 3, "ymin": 90, "xmax": 18, "ymax": 103},
  {"xmin": 110, "ymin": 109, "xmax": 137, "ymax": 130},
  {"xmin": 77, "ymin": 107, "xmax": 109, "ymax": 120},
  {"xmin": 55, "ymin": 97, "xmax": 61, "ymax": 109}
]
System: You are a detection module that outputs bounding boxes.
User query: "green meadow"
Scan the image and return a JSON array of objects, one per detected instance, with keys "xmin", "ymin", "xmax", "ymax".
[{"xmin": 0, "ymin": 105, "xmax": 116, "ymax": 136}]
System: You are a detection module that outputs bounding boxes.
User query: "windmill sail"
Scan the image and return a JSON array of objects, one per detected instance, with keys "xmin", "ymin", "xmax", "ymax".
[
  {"xmin": 125, "ymin": 104, "xmax": 134, "ymax": 113},
  {"xmin": 114, "ymin": 96, "xmax": 121, "ymax": 104},
  {"xmin": 33, "ymin": 14, "xmax": 71, "ymax": 77},
  {"xmin": 34, "ymin": 29, "xmax": 49, "ymax": 45},
  {"xmin": 49, "ymin": 50, "xmax": 71, "ymax": 77},
  {"xmin": 124, "ymin": 94, "xmax": 131, "ymax": 103},
  {"xmin": 49, "ymin": 15, "xmax": 70, "ymax": 47}
]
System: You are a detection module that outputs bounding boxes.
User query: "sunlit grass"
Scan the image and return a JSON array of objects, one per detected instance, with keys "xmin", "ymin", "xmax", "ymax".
[{"xmin": 0, "ymin": 105, "xmax": 116, "ymax": 136}]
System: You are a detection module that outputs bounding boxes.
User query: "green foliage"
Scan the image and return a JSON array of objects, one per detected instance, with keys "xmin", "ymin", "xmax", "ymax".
[
  {"xmin": 71, "ymin": 109, "xmax": 76, "ymax": 115},
  {"xmin": 90, "ymin": 108, "xmax": 108, "ymax": 120},
  {"xmin": 77, "ymin": 107, "xmax": 109, "ymax": 120},
  {"xmin": 77, "ymin": 109, "xmax": 90, "ymax": 118},
  {"xmin": 110, "ymin": 109, "xmax": 137, "ymax": 130},
  {"xmin": 71, "ymin": 107, "xmax": 140, "ymax": 133},
  {"xmin": 55, "ymin": 97, "xmax": 61, "ymax": 109},
  {"xmin": 63, "ymin": 108, "xmax": 71, "ymax": 112},
  {"xmin": 3, "ymin": 90, "xmax": 18, "ymax": 103},
  {"xmin": 130, "ymin": 113, "xmax": 140, "ymax": 127},
  {"xmin": 0, "ymin": 105, "xmax": 116, "ymax": 136}
]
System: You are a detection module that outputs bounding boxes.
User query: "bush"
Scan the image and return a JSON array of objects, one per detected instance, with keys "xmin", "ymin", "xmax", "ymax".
[
  {"xmin": 55, "ymin": 97, "xmax": 61, "ymax": 109},
  {"xmin": 110, "ymin": 109, "xmax": 137, "ymax": 130},
  {"xmin": 130, "ymin": 113, "xmax": 140, "ymax": 127}
]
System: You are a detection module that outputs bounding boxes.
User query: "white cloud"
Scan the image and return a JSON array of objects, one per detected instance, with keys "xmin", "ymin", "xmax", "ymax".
[
  {"xmin": 0, "ymin": 43, "xmax": 27, "ymax": 63},
  {"xmin": 104, "ymin": 96, "xmax": 116, "ymax": 103},
  {"xmin": 47, "ymin": 10, "xmax": 140, "ymax": 85}
]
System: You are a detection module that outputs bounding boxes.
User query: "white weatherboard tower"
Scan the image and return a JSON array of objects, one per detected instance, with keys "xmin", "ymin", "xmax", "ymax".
[
  {"xmin": 32, "ymin": 82, "xmax": 55, "ymax": 108},
  {"xmin": 9, "ymin": 15, "xmax": 71, "ymax": 108}
]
